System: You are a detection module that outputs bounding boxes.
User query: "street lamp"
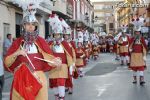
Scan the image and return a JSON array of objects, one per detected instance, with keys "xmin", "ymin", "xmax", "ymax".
[
  {"xmin": 85, "ymin": 12, "xmax": 89, "ymax": 22},
  {"xmin": 95, "ymin": 16, "xmax": 98, "ymax": 22},
  {"xmin": 51, "ymin": 0, "xmax": 56, "ymax": 6}
]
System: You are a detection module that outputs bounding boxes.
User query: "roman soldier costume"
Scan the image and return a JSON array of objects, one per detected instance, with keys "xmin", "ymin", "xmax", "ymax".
[
  {"xmin": 118, "ymin": 26, "xmax": 130, "ymax": 65},
  {"xmin": 4, "ymin": 2, "xmax": 61, "ymax": 100},
  {"xmin": 76, "ymin": 32, "xmax": 86, "ymax": 77},
  {"xmin": 60, "ymin": 18, "xmax": 76, "ymax": 94},
  {"xmin": 48, "ymin": 14, "xmax": 74, "ymax": 100},
  {"xmin": 129, "ymin": 17, "xmax": 147, "ymax": 85}
]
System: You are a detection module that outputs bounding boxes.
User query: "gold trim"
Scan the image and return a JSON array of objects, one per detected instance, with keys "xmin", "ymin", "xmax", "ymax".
[
  {"xmin": 12, "ymin": 89, "xmax": 25, "ymax": 100},
  {"xmin": 5, "ymin": 48, "xmax": 20, "ymax": 68}
]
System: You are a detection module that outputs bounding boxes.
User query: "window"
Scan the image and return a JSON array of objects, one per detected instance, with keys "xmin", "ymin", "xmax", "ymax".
[
  {"xmin": 15, "ymin": 13, "xmax": 23, "ymax": 38},
  {"xmin": 3, "ymin": 23, "xmax": 10, "ymax": 39}
]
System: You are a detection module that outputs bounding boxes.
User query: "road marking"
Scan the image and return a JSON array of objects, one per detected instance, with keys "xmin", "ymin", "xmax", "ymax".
[{"xmin": 96, "ymin": 84, "xmax": 112, "ymax": 97}]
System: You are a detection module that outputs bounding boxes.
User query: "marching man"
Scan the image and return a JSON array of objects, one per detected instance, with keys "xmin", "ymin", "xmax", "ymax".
[
  {"xmin": 107, "ymin": 34, "xmax": 114, "ymax": 53},
  {"xmin": 4, "ymin": 3, "xmax": 61, "ymax": 100},
  {"xmin": 48, "ymin": 14, "xmax": 74, "ymax": 100},
  {"xmin": 129, "ymin": 17, "xmax": 147, "ymax": 85},
  {"xmin": 76, "ymin": 31, "xmax": 86, "ymax": 77},
  {"xmin": 118, "ymin": 26, "xmax": 130, "ymax": 65},
  {"xmin": 83, "ymin": 31, "xmax": 90, "ymax": 63},
  {"xmin": 92, "ymin": 40, "xmax": 99, "ymax": 60},
  {"xmin": 59, "ymin": 18, "xmax": 76, "ymax": 94},
  {"xmin": 101, "ymin": 36, "xmax": 107, "ymax": 53}
]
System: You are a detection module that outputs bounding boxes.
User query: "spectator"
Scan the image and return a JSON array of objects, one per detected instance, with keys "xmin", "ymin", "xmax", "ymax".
[
  {"xmin": 3, "ymin": 34, "xmax": 12, "ymax": 56},
  {"xmin": 0, "ymin": 55, "xmax": 4, "ymax": 99}
]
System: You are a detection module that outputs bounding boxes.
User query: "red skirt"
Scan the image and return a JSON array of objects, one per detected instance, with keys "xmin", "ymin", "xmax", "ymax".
[
  {"xmin": 129, "ymin": 66, "xmax": 145, "ymax": 71},
  {"xmin": 120, "ymin": 52, "xmax": 129, "ymax": 56},
  {"xmin": 49, "ymin": 78, "xmax": 66, "ymax": 88}
]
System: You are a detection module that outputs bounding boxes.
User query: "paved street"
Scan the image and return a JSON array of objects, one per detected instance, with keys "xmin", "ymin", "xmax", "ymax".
[{"xmin": 2, "ymin": 53, "xmax": 150, "ymax": 100}]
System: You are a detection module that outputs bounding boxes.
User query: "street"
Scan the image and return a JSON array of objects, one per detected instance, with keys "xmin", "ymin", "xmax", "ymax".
[
  {"xmin": 2, "ymin": 53, "xmax": 150, "ymax": 100},
  {"xmin": 0, "ymin": 0, "xmax": 149, "ymax": 100}
]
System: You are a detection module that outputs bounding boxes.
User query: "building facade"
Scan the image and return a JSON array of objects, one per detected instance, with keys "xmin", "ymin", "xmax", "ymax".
[
  {"xmin": 116, "ymin": 0, "xmax": 150, "ymax": 35},
  {"xmin": 93, "ymin": 0, "xmax": 123, "ymax": 35},
  {"xmin": 0, "ymin": 0, "xmax": 94, "ymax": 54}
]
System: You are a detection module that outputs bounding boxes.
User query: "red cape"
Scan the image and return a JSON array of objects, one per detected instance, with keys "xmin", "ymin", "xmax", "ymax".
[
  {"xmin": 61, "ymin": 41, "xmax": 73, "ymax": 58},
  {"xmin": 130, "ymin": 37, "xmax": 147, "ymax": 50},
  {"xmin": 5, "ymin": 36, "xmax": 54, "ymax": 72}
]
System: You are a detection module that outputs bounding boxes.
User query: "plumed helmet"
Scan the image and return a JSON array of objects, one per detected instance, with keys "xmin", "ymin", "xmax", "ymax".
[
  {"xmin": 48, "ymin": 14, "xmax": 63, "ymax": 34},
  {"xmin": 22, "ymin": 3, "xmax": 39, "ymax": 24}
]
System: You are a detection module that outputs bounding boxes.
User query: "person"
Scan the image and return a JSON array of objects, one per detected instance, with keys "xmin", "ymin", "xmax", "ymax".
[
  {"xmin": 101, "ymin": 36, "xmax": 107, "ymax": 53},
  {"xmin": 48, "ymin": 14, "xmax": 73, "ymax": 100},
  {"xmin": 4, "ymin": 4, "xmax": 61, "ymax": 100},
  {"xmin": 0, "ymin": 55, "xmax": 4, "ymax": 100},
  {"xmin": 118, "ymin": 28, "xmax": 130, "ymax": 65},
  {"xmin": 107, "ymin": 35, "xmax": 114, "ymax": 53},
  {"xmin": 83, "ymin": 39, "xmax": 90, "ymax": 63},
  {"xmin": 76, "ymin": 42, "xmax": 86, "ymax": 77},
  {"xmin": 60, "ymin": 18, "xmax": 76, "ymax": 94},
  {"xmin": 92, "ymin": 41, "xmax": 99, "ymax": 60},
  {"xmin": 129, "ymin": 25, "xmax": 147, "ymax": 85},
  {"xmin": 63, "ymin": 31, "xmax": 76, "ymax": 94},
  {"xmin": 3, "ymin": 33, "xmax": 12, "ymax": 56}
]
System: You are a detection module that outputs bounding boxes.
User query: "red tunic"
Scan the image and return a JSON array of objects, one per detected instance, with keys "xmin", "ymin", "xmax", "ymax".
[
  {"xmin": 129, "ymin": 37, "xmax": 147, "ymax": 71},
  {"xmin": 70, "ymin": 41, "xmax": 77, "ymax": 51},
  {"xmin": 76, "ymin": 48, "xmax": 86, "ymax": 67},
  {"xmin": 4, "ymin": 36, "xmax": 54, "ymax": 100},
  {"xmin": 118, "ymin": 35, "xmax": 130, "ymax": 56},
  {"xmin": 5, "ymin": 36, "xmax": 54, "ymax": 72},
  {"xmin": 49, "ymin": 53, "xmax": 67, "ymax": 88}
]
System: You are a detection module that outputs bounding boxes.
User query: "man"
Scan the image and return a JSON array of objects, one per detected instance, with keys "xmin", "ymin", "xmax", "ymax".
[
  {"xmin": 129, "ymin": 25, "xmax": 147, "ymax": 85},
  {"xmin": 83, "ymin": 34, "xmax": 90, "ymax": 63},
  {"xmin": 101, "ymin": 36, "xmax": 107, "ymax": 53},
  {"xmin": 118, "ymin": 28, "xmax": 130, "ymax": 65},
  {"xmin": 92, "ymin": 40, "xmax": 99, "ymax": 60},
  {"xmin": 76, "ymin": 41, "xmax": 86, "ymax": 77},
  {"xmin": 3, "ymin": 34, "xmax": 12, "ymax": 56},
  {"xmin": 60, "ymin": 18, "xmax": 76, "ymax": 94},
  {"xmin": 4, "ymin": 4, "xmax": 61, "ymax": 100},
  {"xmin": 107, "ymin": 35, "xmax": 114, "ymax": 53},
  {"xmin": 48, "ymin": 14, "xmax": 73, "ymax": 100},
  {"xmin": 63, "ymin": 30, "xmax": 76, "ymax": 94}
]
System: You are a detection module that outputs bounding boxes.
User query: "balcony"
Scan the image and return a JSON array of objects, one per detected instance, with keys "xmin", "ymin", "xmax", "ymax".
[
  {"xmin": 39, "ymin": 1, "xmax": 53, "ymax": 11},
  {"xmin": 5, "ymin": 0, "xmax": 53, "ymax": 14}
]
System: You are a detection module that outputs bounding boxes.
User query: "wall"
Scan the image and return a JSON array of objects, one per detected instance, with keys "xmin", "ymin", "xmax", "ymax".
[
  {"xmin": 0, "ymin": 2, "xmax": 16, "ymax": 54},
  {"xmin": 53, "ymin": 0, "xmax": 67, "ymax": 15}
]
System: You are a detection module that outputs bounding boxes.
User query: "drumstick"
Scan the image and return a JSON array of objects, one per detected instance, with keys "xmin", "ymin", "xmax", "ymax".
[{"xmin": 34, "ymin": 56, "xmax": 54, "ymax": 64}]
